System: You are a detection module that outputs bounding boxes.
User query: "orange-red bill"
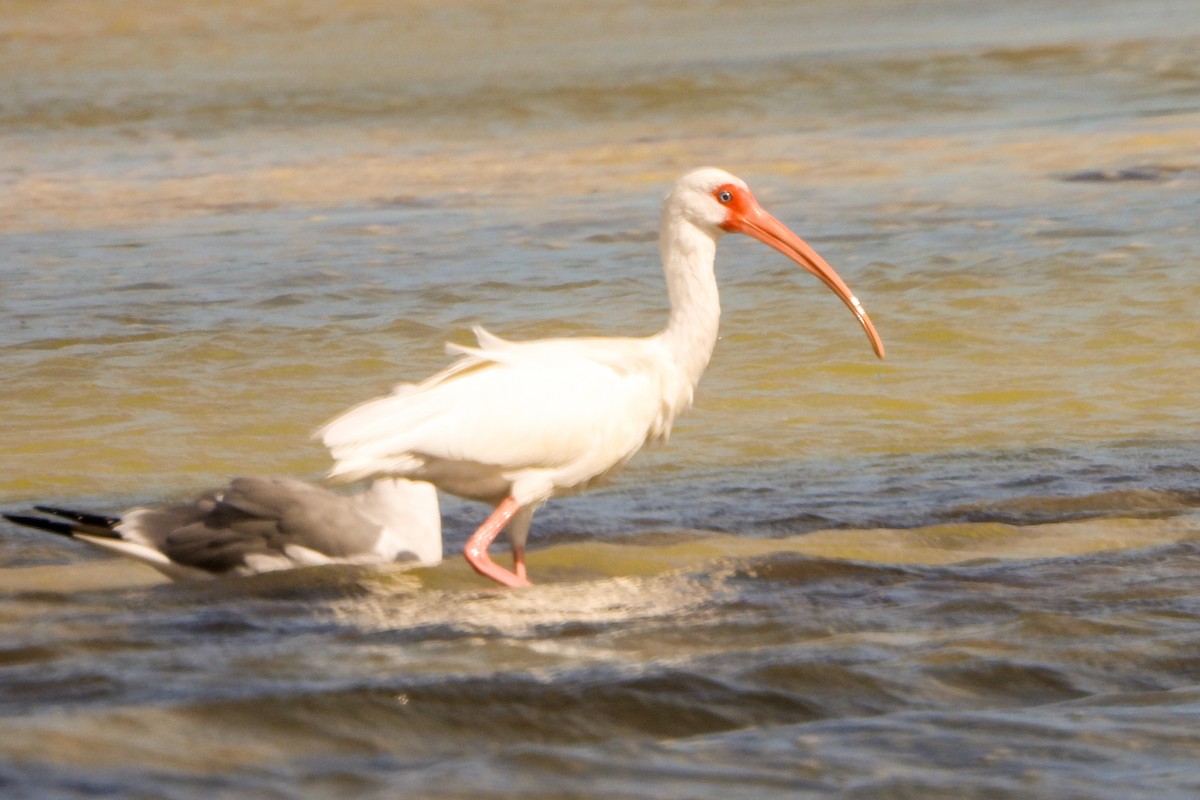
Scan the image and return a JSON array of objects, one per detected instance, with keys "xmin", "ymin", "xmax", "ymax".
[{"xmin": 721, "ymin": 192, "xmax": 885, "ymax": 360}]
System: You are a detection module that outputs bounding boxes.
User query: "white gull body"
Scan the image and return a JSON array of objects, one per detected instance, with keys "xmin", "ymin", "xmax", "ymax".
[
  {"xmin": 320, "ymin": 168, "xmax": 885, "ymax": 587},
  {"xmin": 3, "ymin": 476, "xmax": 441, "ymax": 580}
]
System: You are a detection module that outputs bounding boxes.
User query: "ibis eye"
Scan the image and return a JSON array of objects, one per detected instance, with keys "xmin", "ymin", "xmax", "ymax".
[{"xmin": 717, "ymin": 190, "xmax": 733, "ymax": 204}]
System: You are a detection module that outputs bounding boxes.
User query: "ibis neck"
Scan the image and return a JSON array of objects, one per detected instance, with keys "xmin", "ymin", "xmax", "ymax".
[{"xmin": 658, "ymin": 218, "xmax": 722, "ymax": 390}]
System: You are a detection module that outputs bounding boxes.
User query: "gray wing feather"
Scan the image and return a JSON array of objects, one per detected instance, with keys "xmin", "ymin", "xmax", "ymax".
[{"xmin": 125, "ymin": 477, "xmax": 384, "ymax": 573}]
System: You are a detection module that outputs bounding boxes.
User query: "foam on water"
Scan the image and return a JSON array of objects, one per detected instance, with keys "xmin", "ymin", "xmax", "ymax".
[{"xmin": 3, "ymin": 1, "xmax": 1200, "ymax": 797}]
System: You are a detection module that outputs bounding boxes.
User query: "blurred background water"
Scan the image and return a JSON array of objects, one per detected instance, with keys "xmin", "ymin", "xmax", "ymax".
[{"xmin": 2, "ymin": 1, "xmax": 1199, "ymax": 797}]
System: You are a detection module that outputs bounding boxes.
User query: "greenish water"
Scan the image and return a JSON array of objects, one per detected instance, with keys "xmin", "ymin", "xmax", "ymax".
[{"xmin": 2, "ymin": 1, "xmax": 1200, "ymax": 797}]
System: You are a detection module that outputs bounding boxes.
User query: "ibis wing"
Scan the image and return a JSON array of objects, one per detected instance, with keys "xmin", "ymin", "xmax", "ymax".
[{"xmin": 322, "ymin": 337, "xmax": 669, "ymax": 485}]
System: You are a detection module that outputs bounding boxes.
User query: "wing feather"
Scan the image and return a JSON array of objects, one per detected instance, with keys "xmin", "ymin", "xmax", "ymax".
[{"xmin": 321, "ymin": 329, "xmax": 674, "ymax": 486}]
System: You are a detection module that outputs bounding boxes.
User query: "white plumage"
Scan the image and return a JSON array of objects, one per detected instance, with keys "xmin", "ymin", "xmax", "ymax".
[
  {"xmin": 320, "ymin": 168, "xmax": 885, "ymax": 587},
  {"xmin": 323, "ymin": 330, "xmax": 684, "ymax": 503}
]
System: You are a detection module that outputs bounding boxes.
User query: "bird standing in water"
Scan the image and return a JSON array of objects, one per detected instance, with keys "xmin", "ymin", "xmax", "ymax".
[
  {"xmin": 320, "ymin": 168, "xmax": 885, "ymax": 587},
  {"xmin": 3, "ymin": 477, "xmax": 441, "ymax": 580}
]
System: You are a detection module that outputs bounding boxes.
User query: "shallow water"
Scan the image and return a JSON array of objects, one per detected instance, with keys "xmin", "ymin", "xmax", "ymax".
[{"xmin": 3, "ymin": 1, "xmax": 1200, "ymax": 797}]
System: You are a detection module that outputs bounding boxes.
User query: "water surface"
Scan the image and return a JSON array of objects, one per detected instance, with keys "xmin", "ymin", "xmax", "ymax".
[{"xmin": 2, "ymin": 1, "xmax": 1200, "ymax": 797}]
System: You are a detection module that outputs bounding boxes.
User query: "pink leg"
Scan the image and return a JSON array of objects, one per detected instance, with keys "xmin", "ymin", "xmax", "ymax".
[{"xmin": 463, "ymin": 497, "xmax": 531, "ymax": 588}]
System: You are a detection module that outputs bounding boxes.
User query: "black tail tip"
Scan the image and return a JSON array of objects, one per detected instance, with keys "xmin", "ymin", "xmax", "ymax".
[
  {"xmin": 3, "ymin": 512, "xmax": 79, "ymax": 537},
  {"xmin": 33, "ymin": 506, "xmax": 121, "ymax": 530}
]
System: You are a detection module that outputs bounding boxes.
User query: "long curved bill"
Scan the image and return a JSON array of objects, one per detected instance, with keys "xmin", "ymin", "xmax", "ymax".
[{"xmin": 724, "ymin": 199, "xmax": 885, "ymax": 359}]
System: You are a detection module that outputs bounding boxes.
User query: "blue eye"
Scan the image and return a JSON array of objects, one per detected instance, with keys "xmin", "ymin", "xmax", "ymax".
[{"xmin": 718, "ymin": 190, "xmax": 733, "ymax": 204}]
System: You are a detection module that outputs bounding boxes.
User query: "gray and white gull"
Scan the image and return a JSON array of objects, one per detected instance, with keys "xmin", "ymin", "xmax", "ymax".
[{"xmin": 3, "ymin": 476, "xmax": 441, "ymax": 581}]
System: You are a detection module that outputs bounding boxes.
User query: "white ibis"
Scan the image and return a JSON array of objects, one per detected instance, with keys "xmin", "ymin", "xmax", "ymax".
[
  {"xmin": 3, "ymin": 477, "xmax": 441, "ymax": 580},
  {"xmin": 320, "ymin": 167, "xmax": 885, "ymax": 588}
]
